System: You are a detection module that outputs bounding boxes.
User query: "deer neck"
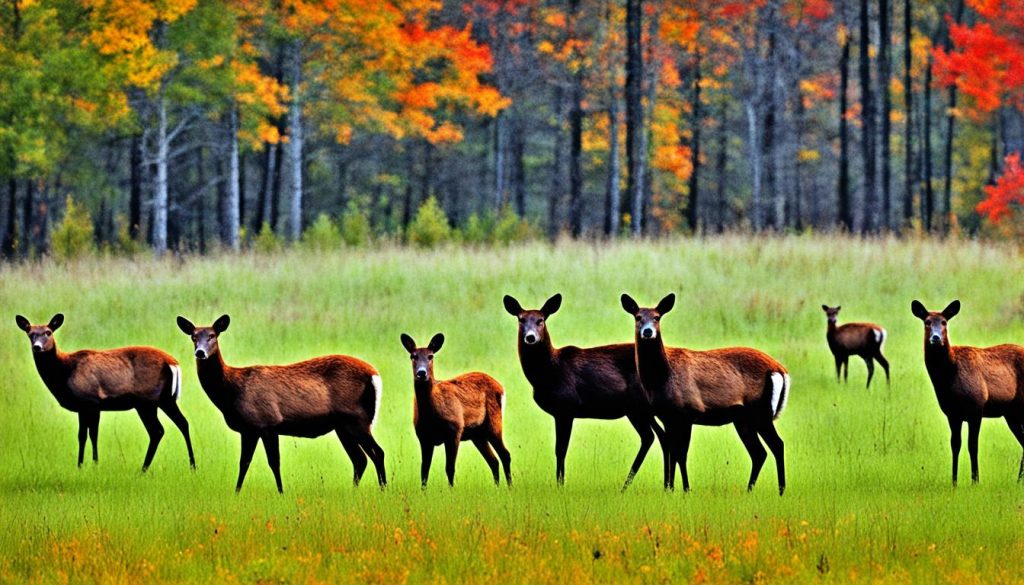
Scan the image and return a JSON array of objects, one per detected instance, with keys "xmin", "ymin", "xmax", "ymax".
[
  {"xmin": 923, "ymin": 339, "xmax": 956, "ymax": 389},
  {"xmin": 196, "ymin": 350, "xmax": 236, "ymax": 401},
  {"xmin": 32, "ymin": 344, "xmax": 73, "ymax": 397},
  {"xmin": 518, "ymin": 335, "xmax": 558, "ymax": 388},
  {"xmin": 414, "ymin": 377, "xmax": 438, "ymax": 413},
  {"xmin": 635, "ymin": 335, "xmax": 671, "ymax": 391},
  {"xmin": 826, "ymin": 320, "xmax": 838, "ymax": 338}
]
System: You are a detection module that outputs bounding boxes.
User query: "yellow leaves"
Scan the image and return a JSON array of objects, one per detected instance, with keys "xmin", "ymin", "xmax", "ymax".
[
  {"xmin": 798, "ymin": 148, "xmax": 821, "ymax": 162},
  {"xmin": 837, "ymin": 24, "xmax": 849, "ymax": 46}
]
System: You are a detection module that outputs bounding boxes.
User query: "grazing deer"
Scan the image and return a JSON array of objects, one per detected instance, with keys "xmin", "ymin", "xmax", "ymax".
[
  {"xmin": 503, "ymin": 294, "xmax": 666, "ymax": 489},
  {"xmin": 15, "ymin": 313, "xmax": 195, "ymax": 471},
  {"xmin": 176, "ymin": 315, "xmax": 385, "ymax": 493},
  {"xmin": 821, "ymin": 305, "xmax": 890, "ymax": 388},
  {"xmin": 911, "ymin": 300, "xmax": 1024, "ymax": 485},
  {"xmin": 400, "ymin": 333, "xmax": 511, "ymax": 487},
  {"xmin": 621, "ymin": 294, "xmax": 790, "ymax": 494}
]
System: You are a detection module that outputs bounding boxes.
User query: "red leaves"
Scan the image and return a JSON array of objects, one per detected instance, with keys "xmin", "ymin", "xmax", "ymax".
[{"xmin": 978, "ymin": 153, "xmax": 1024, "ymax": 224}]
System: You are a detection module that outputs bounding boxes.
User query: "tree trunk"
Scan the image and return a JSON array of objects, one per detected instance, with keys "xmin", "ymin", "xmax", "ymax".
[
  {"xmin": 21, "ymin": 178, "xmax": 35, "ymax": 257},
  {"xmin": 605, "ymin": 93, "xmax": 621, "ymax": 236},
  {"xmin": 941, "ymin": 0, "xmax": 965, "ymax": 234},
  {"xmin": 2, "ymin": 177, "xmax": 16, "ymax": 258},
  {"xmin": 839, "ymin": 28, "xmax": 852, "ymax": 230},
  {"xmin": 902, "ymin": 0, "xmax": 914, "ymax": 226},
  {"xmin": 766, "ymin": 3, "xmax": 785, "ymax": 230},
  {"xmin": 746, "ymin": 99, "xmax": 762, "ymax": 230},
  {"xmin": 686, "ymin": 52, "xmax": 702, "ymax": 232},
  {"xmin": 568, "ymin": 0, "xmax": 584, "ymax": 237},
  {"xmin": 859, "ymin": 0, "xmax": 876, "ymax": 233},
  {"xmin": 512, "ymin": 119, "xmax": 526, "ymax": 217},
  {"xmin": 129, "ymin": 133, "xmax": 143, "ymax": 240},
  {"xmin": 923, "ymin": 53, "xmax": 934, "ymax": 232},
  {"xmin": 715, "ymin": 108, "xmax": 728, "ymax": 233},
  {"xmin": 225, "ymin": 107, "xmax": 241, "ymax": 250},
  {"xmin": 238, "ymin": 151, "xmax": 246, "ymax": 232},
  {"xmin": 153, "ymin": 91, "xmax": 169, "ymax": 255},
  {"xmin": 879, "ymin": 0, "xmax": 892, "ymax": 230},
  {"xmin": 625, "ymin": 0, "xmax": 644, "ymax": 236},
  {"xmin": 494, "ymin": 113, "xmax": 506, "ymax": 210},
  {"xmin": 287, "ymin": 40, "xmax": 304, "ymax": 241}
]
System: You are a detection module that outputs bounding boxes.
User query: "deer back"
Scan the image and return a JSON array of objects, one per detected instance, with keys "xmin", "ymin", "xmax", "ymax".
[
  {"xmin": 60, "ymin": 347, "xmax": 176, "ymax": 407},
  {"xmin": 534, "ymin": 343, "xmax": 646, "ymax": 417},
  {"xmin": 425, "ymin": 372, "xmax": 502, "ymax": 429},
  {"xmin": 661, "ymin": 346, "xmax": 786, "ymax": 414},
  {"xmin": 832, "ymin": 323, "xmax": 885, "ymax": 353},
  {"xmin": 940, "ymin": 345, "xmax": 1024, "ymax": 413}
]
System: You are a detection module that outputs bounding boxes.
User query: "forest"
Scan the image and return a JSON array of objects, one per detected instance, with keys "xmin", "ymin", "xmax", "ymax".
[{"xmin": 1, "ymin": 0, "xmax": 1023, "ymax": 258}]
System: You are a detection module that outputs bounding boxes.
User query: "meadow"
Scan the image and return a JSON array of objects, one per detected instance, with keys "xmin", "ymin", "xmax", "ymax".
[{"xmin": 2, "ymin": 235, "xmax": 1024, "ymax": 583}]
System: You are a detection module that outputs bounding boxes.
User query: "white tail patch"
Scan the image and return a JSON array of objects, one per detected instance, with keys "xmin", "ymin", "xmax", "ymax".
[
  {"xmin": 370, "ymin": 375, "xmax": 383, "ymax": 430},
  {"xmin": 875, "ymin": 328, "xmax": 887, "ymax": 347},
  {"xmin": 169, "ymin": 364, "xmax": 182, "ymax": 401},
  {"xmin": 770, "ymin": 372, "xmax": 790, "ymax": 420},
  {"xmin": 499, "ymin": 392, "xmax": 506, "ymax": 414}
]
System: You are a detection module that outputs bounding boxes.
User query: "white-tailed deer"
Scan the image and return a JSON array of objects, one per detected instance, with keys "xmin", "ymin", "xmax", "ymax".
[
  {"xmin": 177, "ymin": 315, "xmax": 385, "ymax": 493},
  {"xmin": 15, "ymin": 313, "xmax": 195, "ymax": 471},
  {"xmin": 821, "ymin": 305, "xmax": 890, "ymax": 388},
  {"xmin": 503, "ymin": 294, "xmax": 666, "ymax": 489},
  {"xmin": 911, "ymin": 300, "xmax": 1024, "ymax": 485},
  {"xmin": 621, "ymin": 294, "xmax": 790, "ymax": 494},
  {"xmin": 400, "ymin": 333, "xmax": 511, "ymax": 487}
]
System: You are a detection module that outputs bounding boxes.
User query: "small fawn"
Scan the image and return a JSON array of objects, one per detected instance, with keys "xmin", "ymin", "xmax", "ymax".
[
  {"xmin": 621, "ymin": 294, "xmax": 790, "ymax": 494},
  {"xmin": 504, "ymin": 294, "xmax": 666, "ymax": 489},
  {"xmin": 821, "ymin": 305, "xmax": 890, "ymax": 388},
  {"xmin": 177, "ymin": 315, "xmax": 385, "ymax": 492},
  {"xmin": 16, "ymin": 313, "xmax": 195, "ymax": 471},
  {"xmin": 911, "ymin": 300, "xmax": 1024, "ymax": 485},
  {"xmin": 400, "ymin": 333, "xmax": 511, "ymax": 487}
]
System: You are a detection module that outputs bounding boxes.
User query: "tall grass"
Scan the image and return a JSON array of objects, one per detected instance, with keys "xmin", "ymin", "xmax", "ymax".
[{"xmin": 1, "ymin": 235, "xmax": 1023, "ymax": 582}]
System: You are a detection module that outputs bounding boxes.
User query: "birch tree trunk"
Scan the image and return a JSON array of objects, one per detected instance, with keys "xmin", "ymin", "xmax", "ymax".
[
  {"xmin": 287, "ymin": 40, "xmax": 304, "ymax": 241},
  {"xmin": 226, "ymin": 106, "xmax": 241, "ymax": 250},
  {"xmin": 153, "ymin": 90, "xmax": 169, "ymax": 256}
]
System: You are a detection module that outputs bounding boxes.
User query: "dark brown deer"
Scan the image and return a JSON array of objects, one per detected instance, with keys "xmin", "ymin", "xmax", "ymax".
[
  {"xmin": 621, "ymin": 294, "xmax": 790, "ymax": 494},
  {"xmin": 177, "ymin": 315, "xmax": 385, "ymax": 493},
  {"xmin": 15, "ymin": 313, "xmax": 195, "ymax": 471},
  {"xmin": 503, "ymin": 294, "xmax": 666, "ymax": 489},
  {"xmin": 821, "ymin": 305, "xmax": 890, "ymax": 388},
  {"xmin": 911, "ymin": 300, "xmax": 1024, "ymax": 485},
  {"xmin": 400, "ymin": 333, "xmax": 511, "ymax": 487}
]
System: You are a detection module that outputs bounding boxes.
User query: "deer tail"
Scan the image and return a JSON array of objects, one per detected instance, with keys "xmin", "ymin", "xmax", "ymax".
[
  {"xmin": 874, "ymin": 328, "xmax": 887, "ymax": 349},
  {"xmin": 368, "ymin": 374, "xmax": 383, "ymax": 430},
  {"xmin": 769, "ymin": 371, "xmax": 790, "ymax": 420},
  {"xmin": 169, "ymin": 364, "xmax": 182, "ymax": 401}
]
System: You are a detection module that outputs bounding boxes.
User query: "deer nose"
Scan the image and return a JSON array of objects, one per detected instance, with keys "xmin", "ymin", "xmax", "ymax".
[
  {"xmin": 929, "ymin": 335, "xmax": 942, "ymax": 345},
  {"xmin": 641, "ymin": 327, "xmax": 655, "ymax": 339},
  {"xmin": 524, "ymin": 333, "xmax": 537, "ymax": 344},
  {"xmin": 415, "ymin": 369, "xmax": 428, "ymax": 380},
  {"xmin": 194, "ymin": 348, "xmax": 207, "ymax": 359},
  {"xmin": 32, "ymin": 343, "xmax": 43, "ymax": 352}
]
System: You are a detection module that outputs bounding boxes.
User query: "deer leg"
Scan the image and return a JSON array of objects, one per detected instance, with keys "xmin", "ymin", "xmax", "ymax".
[
  {"xmin": 948, "ymin": 418, "xmax": 962, "ymax": 487},
  {"xmin": 554, "ymin": 417, "xmax": 574, "ymax": 486},
  {"xmin": 88, "ymin": 412, "xmax": 99, "ymax": 463},
  {"xmin": 864, "ymin": 356, "xmax": 875, "ymax": 389},
  {"xmin": 735, "ymin": 423, "xmax": 767, "ymax": 492},
  {"xmin": 353, "ymin": 428, "xmax": 387, "ymax": 488},
  {"xmin": 336, "ymin": 429, "xmax": 367, "ymax": 486},
  {"xmin": 875, "ymin": 351, "xmax": 891, "ymax": 386},
  {"xmin": 649, "ymin": 420, "xmax": 670, "ymax": 490},
  {"xmin": 676, "ymin": 423, "xmax": 693, "ymax": 492},
  {"xmin": 262, "ymin": 432, "xmax": 283, "ymax": 493},
  {"xmin": 76, "ymin": 412, "xmax": 88, "ymax": 467},
  {"xmin": 622, "ymin": 414, "xmax": 656, "ymax": 492},
  {"xmin": 843, "ymin": 358, "xmax": 849, "ymax": 382},
  {"xmin": 834, "ymin": 356, "xmax": 843, "ymax": 382},
  {"xmin": 419, "ymin": 440, "xmax": 434, "ymax": 487},
  {"xmin": 489, "ymin": 435, "xmax": 513, "ymax": 486},
  {"xmin": 967, "ymin": 418, "xmax": 981, "ymax": 484},
  {"xmin": 1005, "ymin": 418, "xmax": 1024, "ymax": 482},
  {"xmin": 161, "ymin": 401, "xmax": 195, "ymax": 469},
  {"xmin": 473, "ymin": 438, "xmax": 501, "ymax": 485},
  {"xmin": 137, "ymin": 406, "xmax": 164, "ymax": 472},
  {"xmin": 236, "ymin": 432, "xmax": 260, "ymax": 493},
  {"xmin": 443, "ymin": 432, "xmax": 462, "ymax": 487},
  {"xmin": 758, "ymin": 421, "xmax": 787, "ymax": 495}
]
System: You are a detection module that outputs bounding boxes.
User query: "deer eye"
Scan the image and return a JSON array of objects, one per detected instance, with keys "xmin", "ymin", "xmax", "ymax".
[
  {"xmin": 518, "ymin": 317, "xmax": 524, "ymax": 324},
  {"xmin": 941, "ymin": 320, "xmax": 947, "ymax": 325},
  {"xmin": 537, "ymin": 319, "xmax": 544, "ymax": 325},
  {"xmin": 654, "ymin": 316, "xmax": 660, "ymax": 321},
  {"xmin": 44, "ymin": 331, "xmax": 51, "ymax": 337},
  {"xmin": 428, "ymin": 355, "xmax": 433, "ymax": 361}
]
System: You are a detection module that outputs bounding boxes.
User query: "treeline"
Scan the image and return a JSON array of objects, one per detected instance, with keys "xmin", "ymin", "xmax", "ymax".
[{"xmin": 1, "ymin": 0, "xmax": 1023, "ymax": 260}]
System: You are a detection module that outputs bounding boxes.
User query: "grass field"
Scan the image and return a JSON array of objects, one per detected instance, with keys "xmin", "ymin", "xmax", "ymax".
[{"xmin": 2, "ymin": 235, "xmax": 1024, "ymax": 583}]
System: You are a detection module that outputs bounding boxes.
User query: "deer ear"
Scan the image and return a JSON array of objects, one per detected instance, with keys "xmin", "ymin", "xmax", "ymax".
[
  {"xmin": 503, "ymin": 295, "xmax": 523, "ymax": 316},
  {"xmin": 657, "ymin": 293, "xmax": 676, "ymax": 315},
  {"xmin": 428, "ymin": 333, "xmax": 445, "ymax": 353},
  {"xmin": 213, "ymin": 314, "xmax": 230, "ymax": 333},
  {"xmin": 400, "ymin": 333, "xmax": 417, "ymax": 354},
  {"xmin": 48, "ymin": 313, "xmax": 64, "ymax": 332},
  {"xmin": 176, "ymin": 316, "xmax": 195, "ymax": 335},
  {"xmin": 15, "ymin": 315, "xmax": 30, "ymax": 332},
  {"xmin": 620, "ymin": 294, "xmax": 640, "ymax": 315},
  {"xmin": 821, "ymin": 305, "xmax": 829, "ymax": 312},
  {"xmin": 911, "ymin": 300, "xmax": 929, "ymax": 321},
  {"xmin": 541, "ymin": 294, "xmax": 562, "ymax": 317},
  {"xmin": 942, "ymin": 300, "xmax": 961, "ymax": 320}
]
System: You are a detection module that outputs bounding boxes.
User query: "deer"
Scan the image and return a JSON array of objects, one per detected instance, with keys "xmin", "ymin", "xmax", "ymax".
[
  {"xmin": 176, "ymin": 314, "xmax": 385, "ymax": 493},
  {"xmin": 15, "ymin": 313, "xmax": 195, "ymax": 471},
  {"xmin": 821, "ymin": 305, "xmax": 890, "ymax": 388},
  {"xmin": 503, "ymin": 294, "xmax": 667, "ymax": 489},
  {"xmin": 620, "ymin": 294, "xmax": 790, "ymax": 495},
  {"xmin": 400, "ymin": 333, "xmax": 511, "ymax": 487},
  {"xmin": 911, "ymin": 300, "xmax": 1024, "ymax": 486}
]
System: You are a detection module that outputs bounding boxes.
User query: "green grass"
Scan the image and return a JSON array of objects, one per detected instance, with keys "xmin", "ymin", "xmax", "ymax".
[{"xmin": 2, "ymin": 235, "xmax": 1024, "ymax": 583}]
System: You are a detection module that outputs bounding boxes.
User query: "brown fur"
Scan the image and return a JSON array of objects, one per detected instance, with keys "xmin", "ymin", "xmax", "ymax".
[
  {"xmin": 911, "ymin": 300, "xmax": 1024, "ymax": 485},
  {"xmin": 178, "ymin": 315, "xmax": 385, "ymax": 493},
  {"xmin": 402, "ymin": 333, "xmax": 511, "ymax": 486},
  {"xmin": 15, "ymin": 313, "xmax": 194, "ymax": 471},
  {"xmin": 504, "ymin": 294, "xmax": 666, "ymax": 489},
  {"xmin": 621, "ymin": 294, "xmax": 789, "ymax": 494},
  {"xmin": 822, "ymin": 305, "xmax": 890, "ymax": 388}
]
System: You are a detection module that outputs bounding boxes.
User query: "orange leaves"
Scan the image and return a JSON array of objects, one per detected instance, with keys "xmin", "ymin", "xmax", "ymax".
[{"xmin": 977, "ymin": 153, "xmax": 1024, "ymax": 224}]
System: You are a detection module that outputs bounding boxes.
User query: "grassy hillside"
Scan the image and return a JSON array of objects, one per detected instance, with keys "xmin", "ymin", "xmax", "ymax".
[{"xmin": 1, "ymin": 235, "xmax": 1023, "ymax": 583}]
